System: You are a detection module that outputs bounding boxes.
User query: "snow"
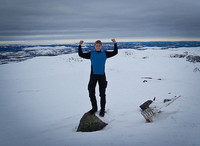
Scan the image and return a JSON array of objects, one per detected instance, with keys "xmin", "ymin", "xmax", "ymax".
[
  {"xmin": 22, "ymin": 46, "xmax": 76, "ymax": 55},
  {"xmin": 0, "ymin": 47, "xmax": 200, "ymax": 146}
]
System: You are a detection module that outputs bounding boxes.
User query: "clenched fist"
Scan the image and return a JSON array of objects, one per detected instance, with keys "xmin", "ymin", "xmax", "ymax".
[
  {"xmin": 79, "ymin": 40, "xmax": 84, "ymax": 45},
  {"xmin": 111, "ymin": 39, "xmax": 117, "ymax": 44}
]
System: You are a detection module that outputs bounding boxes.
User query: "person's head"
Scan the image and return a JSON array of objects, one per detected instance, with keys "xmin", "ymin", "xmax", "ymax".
[{"xmin": 95, "ymin": 40, "xmax": 102, "ymax": 51}]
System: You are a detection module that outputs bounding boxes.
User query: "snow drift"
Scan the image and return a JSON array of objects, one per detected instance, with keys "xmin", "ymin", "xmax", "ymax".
[{"xmin": 0, "ymin": 47, "xmax": 200, "ymax": 146}]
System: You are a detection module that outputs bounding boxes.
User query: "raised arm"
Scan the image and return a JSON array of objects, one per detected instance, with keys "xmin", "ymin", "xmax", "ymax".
[
  {"xmin": 106, "ymin": 39, "xmax": 118, "ymax": 58},
  {"xmin": 78, "ymin": 40, "xmax": 91, "ymax": 59}
]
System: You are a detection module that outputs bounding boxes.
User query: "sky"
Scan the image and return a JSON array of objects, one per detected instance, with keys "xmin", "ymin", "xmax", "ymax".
[{"xmin": 0, "ymin": 0, "xmax": 200, "ymax": 42}]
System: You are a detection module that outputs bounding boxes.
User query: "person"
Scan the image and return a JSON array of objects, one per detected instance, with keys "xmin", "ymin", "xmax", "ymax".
[{"xmin": 78, "ymin": 39, "xmax": 118, "ymax": 117}]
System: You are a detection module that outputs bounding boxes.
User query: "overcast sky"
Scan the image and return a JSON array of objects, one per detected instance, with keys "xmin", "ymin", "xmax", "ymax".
[{"xmin": 0, "ymin": 0, "xmax": 200, "ymax": 42}]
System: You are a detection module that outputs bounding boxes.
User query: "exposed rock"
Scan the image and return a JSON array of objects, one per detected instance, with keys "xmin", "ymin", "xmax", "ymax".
[
  {"xmin": 124, "ymin": 51, "xmax": 134, "ymax": 56},
  {"xmin": 141, "ymin": 77, "xmax": 152, "ymax": 79},
  {"xmin": 164, "ymin": 99, "xmax": 172, "ymax": 103},
  {"xmin": 186, "ymin": 55, "xmax": 200, "ymax": 63},
  {"xmin": 170, "ymin": 53, "xmax": 187, "ymax": 58},
  {"xmin": 143, "ymin": 80, "xmax": 148, "ymax": 83},
  {"xmin": 193, "ymin": 67, "xmax": 200, "ymax": 72},
  {"xmin": 142, "ymin": 56, "xmax": 149, "ymax": 59},
  {"xmin": 170, "ymin": 53, "xmax": 200, "ymax": 63},
  {"xmin": 77, "ymin": 112, "xmax": 108, "ymax": 132}
]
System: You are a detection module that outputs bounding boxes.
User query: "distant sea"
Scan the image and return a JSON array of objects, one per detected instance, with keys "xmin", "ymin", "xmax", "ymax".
[{"xmin": 1, "ymin": 41, "xmax": 200, "ymax": 65}]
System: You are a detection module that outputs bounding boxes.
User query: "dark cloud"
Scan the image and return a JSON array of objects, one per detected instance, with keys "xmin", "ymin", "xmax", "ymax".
[{"xmin": 0, "ymin": 0, "xmax": 200, "ymax": 41}]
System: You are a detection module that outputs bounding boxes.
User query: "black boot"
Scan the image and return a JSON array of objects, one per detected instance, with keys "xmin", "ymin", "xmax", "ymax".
[
  {"xmin": 99, "ymin": 108, "xmax": 105, "ymax": 117},
  {"xmin": 88, "ymin": 107, "xmax": 97, "ymax": 114},
  {"xmin": 100, "ymin": 96, "xmax": 106, "ymax": 117}
]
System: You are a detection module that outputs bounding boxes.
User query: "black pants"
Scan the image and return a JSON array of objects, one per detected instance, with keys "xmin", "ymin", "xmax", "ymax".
[{"xmin": 88, "ymin": 74, "xmax": 107, "ymax": 110}]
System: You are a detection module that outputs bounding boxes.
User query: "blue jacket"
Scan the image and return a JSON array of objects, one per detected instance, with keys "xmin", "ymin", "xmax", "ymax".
[
  {"xmin": 90, "ymin": 51, "xmax": 107, "ymax": 75},
  {"xmin": 78, "ymin": 43, "xmax": 118, "ymax": 75}
]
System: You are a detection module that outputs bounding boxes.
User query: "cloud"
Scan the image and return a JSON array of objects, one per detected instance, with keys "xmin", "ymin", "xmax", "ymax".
[{"xmin": 0, "ymin": 0, "xmax": 200, "ymax": 41}]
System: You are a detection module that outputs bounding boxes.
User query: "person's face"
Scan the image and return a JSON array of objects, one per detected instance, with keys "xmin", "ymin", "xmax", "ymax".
[{"xmin": 95, "ymin": 43, "xmax": 102, "ymax": 51}]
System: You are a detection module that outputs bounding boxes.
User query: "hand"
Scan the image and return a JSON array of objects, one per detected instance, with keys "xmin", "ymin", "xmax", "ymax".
[
  {"xmin": 79, "ymin": 40, "xmax": 84, "ymax": 45},
  {"xmin": 111, "ymin": 39, "xmax": 117, "ymax": 44}
]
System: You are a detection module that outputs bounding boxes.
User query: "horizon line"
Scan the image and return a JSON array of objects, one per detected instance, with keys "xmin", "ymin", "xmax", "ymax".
[{"xmin": 0, "ymin": 38, "xmax": 200, "ymax": 45}]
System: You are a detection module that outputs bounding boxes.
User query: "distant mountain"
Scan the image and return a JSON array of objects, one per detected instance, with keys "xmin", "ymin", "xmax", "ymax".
[{"xmin": 1, "ymin": 41, "xmax": 200, "ymax": 65}]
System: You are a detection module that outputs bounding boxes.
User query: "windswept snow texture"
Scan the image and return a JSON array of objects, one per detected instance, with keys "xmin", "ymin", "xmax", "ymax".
[{"xmin": 0, "ymin": 46, "xmax": 200, "ymax": 146}]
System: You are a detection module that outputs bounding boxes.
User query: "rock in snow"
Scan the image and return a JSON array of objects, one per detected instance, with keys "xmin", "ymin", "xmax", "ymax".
[{"xmin": 77, "ymin": 113, "xmax": 108, "ymax": 132}]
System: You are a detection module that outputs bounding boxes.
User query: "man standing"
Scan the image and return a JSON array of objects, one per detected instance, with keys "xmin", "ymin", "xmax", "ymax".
[{"xmin": 78, "ymin": 39, "xmax": 118, "ymax": 117}]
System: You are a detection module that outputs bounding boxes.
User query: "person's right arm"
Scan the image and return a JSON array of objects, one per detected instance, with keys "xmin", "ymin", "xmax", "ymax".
[{"xmin": 78, "ymin": 40, "xmax": 90, "ymax": 59}]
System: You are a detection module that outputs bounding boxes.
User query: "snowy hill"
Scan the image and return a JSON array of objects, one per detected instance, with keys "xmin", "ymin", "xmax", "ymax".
[
  {"xmin": 1, "ymin": 41, "xmax": 200, "ymax": 65},
  {"xmin": 0, "ymin": 47, "xmax": 200, "ymax": 146}
]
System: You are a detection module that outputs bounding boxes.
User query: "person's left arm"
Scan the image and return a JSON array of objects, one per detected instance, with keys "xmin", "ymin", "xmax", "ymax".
[{"xmin": 106, "ymin": 39, "xmax": 118, "ymax": 58}]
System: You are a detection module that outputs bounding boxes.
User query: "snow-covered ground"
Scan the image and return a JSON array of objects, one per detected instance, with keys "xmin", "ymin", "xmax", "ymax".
[{"xmin": 0, "ymin": 47, "xmax": 200, "ymax": 146}]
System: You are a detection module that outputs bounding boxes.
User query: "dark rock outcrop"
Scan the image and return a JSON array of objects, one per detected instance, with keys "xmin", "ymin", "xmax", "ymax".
[
  {"xmin": 77, "ymin": 113, "xmax": 108, "ymax": 132},
  {"xmin": 170, "ymin": 52, "xmax": 200, "ymax": 63},
  {"xmin": 170, "ymin": 54, "xmax": 187, "ymax": 58},
  {"xmin": 186, "ymin": 55, "xmax": 200, "ymax": 63}
]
